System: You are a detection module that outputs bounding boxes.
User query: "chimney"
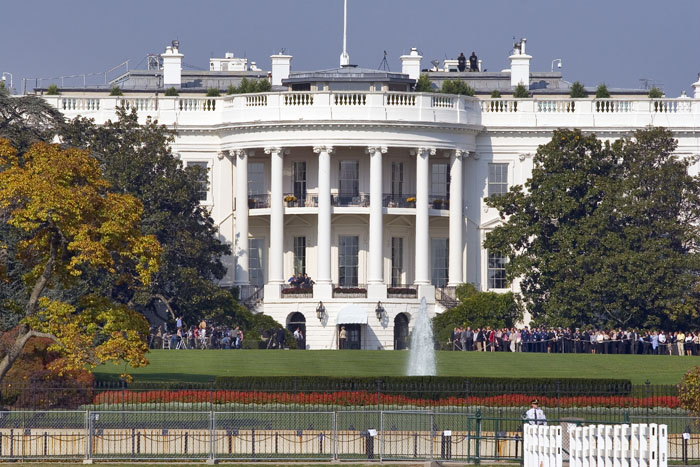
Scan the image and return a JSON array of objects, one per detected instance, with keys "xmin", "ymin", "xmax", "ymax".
[
  {"xmin": 693, "ymin": 73, "xmax": 700, "ymax": 99},
  {"xmin": 509, "ymin": 38, "xmax": 531, "ymax": 88},
  {"xmin": 161, "ymin": 41, "xmax": 184, "ymax": 88},
  {"xmin": 270, "ymin": 52, "xmax": 292, "ymax": 86},
  {"xmin": 400, "ymin": 48, "xmax": 422, "ymax": 82}
]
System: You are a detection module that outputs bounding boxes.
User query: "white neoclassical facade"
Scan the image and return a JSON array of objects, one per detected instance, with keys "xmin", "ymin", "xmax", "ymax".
[{"xmin": 40, "ymin": 41, "xmax": 700, "ymax": 350}]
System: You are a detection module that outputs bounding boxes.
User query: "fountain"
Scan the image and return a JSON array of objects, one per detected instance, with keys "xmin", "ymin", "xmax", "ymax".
[{"xmin": 407, "ymin": 297, "xmax": 436, "ymax": 376}]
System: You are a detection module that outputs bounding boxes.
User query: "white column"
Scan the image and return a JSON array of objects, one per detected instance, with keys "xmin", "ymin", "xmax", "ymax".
[
  {"xmin": 367, "ymin": 146, "xmax": 387, "ymax": 299},
  {"xmin": 234, "ymin": 149, "xmax": 249, "ymax": 286},
  {"xmin": 217, "ymin": 151, "xmax": 235, "ymax": 286},
  {"xmin": 265, "ymin": 147, "xmax": 285, "ymax": 299},
  {"xmin": 414, "ymin": 147, "xmax": 435, "ymax": 301},
  {"xmin": 314, "ymin": 145, "xmax": 334, "ymax": 299},
  {"xmin": 448, "ymin": 149, "xmax": 464, "ymax": 286}
]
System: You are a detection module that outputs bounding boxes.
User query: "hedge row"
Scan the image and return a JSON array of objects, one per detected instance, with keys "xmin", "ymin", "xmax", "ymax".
[{"xmin": 204, "ymin": 376, "xmax": 633, "ymax": 399}]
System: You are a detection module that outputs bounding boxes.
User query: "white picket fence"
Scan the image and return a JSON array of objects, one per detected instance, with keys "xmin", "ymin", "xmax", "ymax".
[{"xmin": 524, "ymin": 424, "xmax": 667, "ymax": 467}]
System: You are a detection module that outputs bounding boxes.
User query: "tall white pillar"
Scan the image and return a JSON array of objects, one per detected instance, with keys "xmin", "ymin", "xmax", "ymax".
[
  {"xmin": 234, "ymin": 149, "xmax": 250, "ymax": 286},
  {"xmin": 367, "ymin": 146, "xmax": 387, "ymax": 299},
  {"xmin": 314, "ymin": 145, "xmax": 334, "ymax": 299},
  {"xmin": 414, "ymin": 148, "xmax": 434, "ymax": 298},
  {"xmin": 217, "ymin": 150, "xmax": 236, "ymax": 286},
  {"xmin": 448, "ymin": 149, "xmax": 465, "ymax": 286},
  {"xmin": 265, "ymin": 147, "xmax": 285, "ymax": 299}
]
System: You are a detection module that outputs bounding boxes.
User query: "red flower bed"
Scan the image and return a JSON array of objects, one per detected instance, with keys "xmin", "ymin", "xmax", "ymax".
[{"xmin": 92, "ymin": 390, "xmax": 681, "ymax": 409}]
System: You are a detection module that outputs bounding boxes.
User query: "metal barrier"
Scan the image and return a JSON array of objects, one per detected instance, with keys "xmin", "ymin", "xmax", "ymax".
[{"xmin": 0, "ymin": 410, "xmax": 688, "ymax": 462}]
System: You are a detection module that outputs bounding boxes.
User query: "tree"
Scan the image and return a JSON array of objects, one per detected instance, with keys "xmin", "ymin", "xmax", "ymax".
[
  {"xmin": 513, "ymin": 83, "xmax": 529, "ymax": 98},
  {"xmin": 415, "ymin": 74, "xmax": 433, "ymax": 93},
  {"xmin": 491, "ymin": 90, "xmax": 502, "ymax": 98},
  {"xmin": 595, "ymin": 84, "xmax": 610, "ymax": 98},
  {"xmin": 206, "ymin": 88, "xmax": 221, "ymax": 97},
  {"xmin": 569, "ymin": 81, "xmax": 588, "ymax": 98},
  {"xmin": 484, "ymin": 128, "xmax": 700, "ymax": 328},
  {"xmin": 109, "ymin": 86, "xmax": 123, "ymax": 96},
  {"xmin": 648, "ymin": 87, "xmax": 664, "ymax": 98},
  {"xmin": 432, "ymin": 283, "xmax": 521, "ymax": 348},
  {"xmin": 164, "ymin": 87, "xmax": 179, "ymax": 96},
  {"xmin": 62, "ymin": 108, "xmax": 239, "ymax": 327},
  {"xmin": 0, "ymin": 139, "xmax": 161, "ymax": 382},
  {"xmin": 440, "ymin": 79, "xmax": 475, "ymax": 96}
]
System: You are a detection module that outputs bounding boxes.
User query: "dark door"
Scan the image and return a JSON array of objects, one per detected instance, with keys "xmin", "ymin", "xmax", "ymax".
[
  {"xmin": 346, "ymin": 324, "xmax": 362, "ymax": 349},
  {"xmin": 287, "ymin": 312, "xmax": 306, "ymax": 350},
  {"xmin": 394, "ymin": 314, "xmax": 409, "ymax": 350}
]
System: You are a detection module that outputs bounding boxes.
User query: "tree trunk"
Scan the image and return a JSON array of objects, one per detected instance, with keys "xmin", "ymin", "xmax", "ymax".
[{"xmin": 0, "ymin": 327, "xmax": 57, "ymax": 383}]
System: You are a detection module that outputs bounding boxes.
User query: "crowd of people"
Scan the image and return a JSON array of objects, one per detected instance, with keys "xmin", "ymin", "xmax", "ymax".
[
  {"xmin": 287, "ymin": 273, "xmax": 314, "ymax": 288},
  {"xmin": 149, "ymin": 318, "xmax": 246, "ymax": 350},
  {"xmin": 449, "ymin": 327, "xmax": 700, "ymax": 355}
]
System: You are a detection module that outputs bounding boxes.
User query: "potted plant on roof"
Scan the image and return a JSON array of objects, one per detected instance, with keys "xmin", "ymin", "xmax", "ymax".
[
  {"xmin": 406, "ymin": 196, "xmax": 416, "ymax": 207},
  {"xmin": 284, "ymin": 194, "xmax": 298, "ymax": 207}
]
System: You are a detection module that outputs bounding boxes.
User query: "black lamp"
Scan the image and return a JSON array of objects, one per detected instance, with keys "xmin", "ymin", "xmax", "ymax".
[
  {"xmin": 375, "ymin": 301, "xmax": 385, "ymax": 321},
  {"xmin": 316, "ymin": 301, "xmax": 326, "ymax": 320}
]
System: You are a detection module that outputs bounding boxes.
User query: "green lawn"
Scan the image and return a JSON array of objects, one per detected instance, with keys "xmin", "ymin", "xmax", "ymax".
[{"xmin": 94, "ymin": 350, "xmax": 698, "ymax": 385}]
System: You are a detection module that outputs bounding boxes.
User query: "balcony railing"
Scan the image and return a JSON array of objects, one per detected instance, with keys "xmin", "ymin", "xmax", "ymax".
[
  {"xmin": 248, "ymin": 194, "xmax": 270, "ymax": 209},
  {"xmin": 387, "ymin": 284, "xmax": 418, "ymax": 298},
  {"xmin": 280, "ymin": 283, "xmax": 314, "ymax": 298},
  {"xmin": 383, "ymin": 193, "xmax": 417, "ymax": 208},
  {"xmin": 333, "ymin": 284, "xmax": 368, "ymax": 298},
  {"xmin": 283, "ymin": 193, "xmax": 319, "ymax": 208},
  {"xmin": 332, "ymin": 193, "xmax": 369, "ymax": 207},
  {"xmin": 429, "ymin": 194, "xmax": 450, "ymax": 210}
]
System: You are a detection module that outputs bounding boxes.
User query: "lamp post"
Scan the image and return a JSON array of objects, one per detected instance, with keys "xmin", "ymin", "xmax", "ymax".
[{"xmin": 550, "ymin": 59, "xmax": 562, "ymax": 73}]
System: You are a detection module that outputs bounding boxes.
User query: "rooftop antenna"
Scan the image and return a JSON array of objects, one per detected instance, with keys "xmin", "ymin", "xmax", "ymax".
[
  {"xmin": 340, "ymin": 0, "xmax": 350, "ymax": 66},
  {"xmin": 378, "ymin": 51, "xmax": 390, "ymax": 71}
]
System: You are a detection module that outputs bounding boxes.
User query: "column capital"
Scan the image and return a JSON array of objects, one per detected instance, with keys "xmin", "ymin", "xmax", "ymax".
[
  {"xmin": 453, "ymin": 149, "xmax": 468, "ymax": 159},
  {"xmin": 410, "ymin": 147, "xmax": 436, "ymax": 156},
  {"xmin": 518, "ymin": 152, "xmax": 534, "ymax": 162},
  {"xmin": 234, "ymin": 149, "xmax": 253, "ymax": 159},
  {"xmin": 264, "ymin": 147, "xmax": 290, "ymax": 156},
  {"xmin": 313, "ymin": 145, "xmax": 335, "ymax": 155},
  {"xmin": 366, "ymin": 146, "xmax": 388, "ymax": 155},
  {"xmin": 217, "ymin": 150, "xmax": 232, "ymax": 161}
]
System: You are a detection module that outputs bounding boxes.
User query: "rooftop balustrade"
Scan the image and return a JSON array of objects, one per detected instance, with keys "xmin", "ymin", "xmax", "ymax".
[{"xmin": 43, "ymin": 93, "xmax": 700, "ymax": 131}]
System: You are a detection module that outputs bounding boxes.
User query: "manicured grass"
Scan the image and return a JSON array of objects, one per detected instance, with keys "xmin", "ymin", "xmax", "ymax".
[{"xmin": 94, "ymin": 350, "xmax": 698, "ymax": 385}]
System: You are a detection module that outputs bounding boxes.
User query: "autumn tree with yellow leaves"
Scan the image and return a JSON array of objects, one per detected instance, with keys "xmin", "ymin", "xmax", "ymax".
[{"xmin": 0, "ymin": 139, "xmax": 160, "ymax": 382}]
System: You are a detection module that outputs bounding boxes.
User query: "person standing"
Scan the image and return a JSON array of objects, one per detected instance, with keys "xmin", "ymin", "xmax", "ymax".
[
  {"xmin": 457, "ymin": 52, "xmax": 466, "ymax": 72},
  {"xmin": 339, "ymin": 326, "xmax": 347, "ymax": 350},
  {"xmin": 276, "ymin": 327, "xmax": 286, "ymax": 350},
  {"xmin": 525, "ymin": 399, "xmax": 547, "ymax": 425}
]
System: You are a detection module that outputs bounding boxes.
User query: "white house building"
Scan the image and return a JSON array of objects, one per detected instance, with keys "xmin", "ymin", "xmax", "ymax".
[{"xmin": 38, "ymin": 39, "xmax": 700, "ymax": 350}]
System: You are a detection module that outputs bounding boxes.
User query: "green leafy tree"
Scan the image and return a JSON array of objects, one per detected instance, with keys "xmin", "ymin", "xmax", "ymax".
[
  {"xmin": 109, "ymin": 86, "xmax": 123, "ymax": 96},
  {"xmin": 513, "ymin": 83, "xmax": 529, "ymax": 98},
  {"xmin": 569, "ymin": 81, "xmax": 588, "ymax": 98},
  {"xmin": 164, "ymin": 87, "xmax": 179, "ymax": 96},
  {"xmin": 432, "ymin": 283, "xmax": 521, "ymax": 347},
  {"xmin": 206, "ymin": 88, "xmax": 221, "ymax": 97},
  {"xmin": 595, "ymin": 84, "xmax": 610, "ymax": 98},
  {"xmin": 415, "ymin": 74, "xmax": 433, "ymax": 92},
  {"xmin": 484, "ymin": 128, "xmax": 700, "ymax": 328},
  {"xmin": 491, "ymin": 90, "xmax": 502, "ymax": 98},
  {"xmin": 679, "ymin": 366, "xmax": 700, "ymax": 415},
  {"xmin": 61, "ymin": 108, "xmax": 251, "ymax": 328},
  {"xmin": 227, "ymin": 78, "xmax": 272, "ymax": 95},
  {"xmin": 46, "ymin": 84, "xmax": 60, "ymax": 96},
  {"xmin": 440, "ymin": 79, "xmax": 475, "ymax": 96},
  {"xmin": 648, "ymin": 87, "xmax": 663, "ymax": 98}
]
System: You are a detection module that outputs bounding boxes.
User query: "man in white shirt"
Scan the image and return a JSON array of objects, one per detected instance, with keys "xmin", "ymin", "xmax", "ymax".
[{"xmin": 525, "ymin": 399, "xmax": 547, "ymax": 425}]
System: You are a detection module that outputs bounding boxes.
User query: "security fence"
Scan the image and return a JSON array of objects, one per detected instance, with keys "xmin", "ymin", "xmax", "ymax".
[{"xmin": 0, "ymin": 410, "xmax": 697, "ymax": 462}]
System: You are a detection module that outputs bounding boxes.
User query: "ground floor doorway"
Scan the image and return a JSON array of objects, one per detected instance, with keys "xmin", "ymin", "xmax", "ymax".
[
  {"xmin": 339, "ymin": 324, "xmax": 362, "ymax": 349},
  {"xmin": 394, "ymin": 313, "xmax": 409, "ymax": 350},
  {"xmin": 287, "ymin": 312, "xmax": 306, "ymax": 350}
]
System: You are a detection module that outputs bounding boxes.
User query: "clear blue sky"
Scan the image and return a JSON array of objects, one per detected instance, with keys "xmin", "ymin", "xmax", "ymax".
[{"xmin": 2, "ymin": 0, "xmax": 699, "ymax": 95}]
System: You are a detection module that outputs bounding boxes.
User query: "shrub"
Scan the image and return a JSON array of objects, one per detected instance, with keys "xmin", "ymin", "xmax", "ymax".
[
  {"xmin": 164, "ymin": 87, "xmax": 179, "ymax": 96},
  {"xmin": 595, "ymin": 83, "xmax": 610, "ymax": 98},
  {"xmin": 569, "ymin": 81, "xmax": 588, "ymax": 98},
  {"xmin": 109, "ymin": 86, "xmax": 123, "ymax": 96},
  {"xmin": 491, "ymin": 90, "xmax": 501, "ymax": 98},
  {"xmin": 46, "ymin": 84, "xmax": 60, "ymax": 95},
  {"xmin": 679, "ymin": 366, "xmax": 700, "ymax": 414},
  {"xmin": 415, "ymin": 74, "xmax": 433, "ymax": 92},
  {"xmin": 648, "ymin": 87, "xmax": 663, "ymax": 98},
  {"xmin": 513, "ymin": 83, "xmax": 529, "ymax": 98},
  {"xmin": 206, "ymin": 87, "xmax": 221, "ymax": 97},
  {"xmin": 227, "ymin": 78, "xmax": 271, "ymax": 95},
  {"xmin": 440, "ymin": 79, "xmax": 475, "ymax": 96}
]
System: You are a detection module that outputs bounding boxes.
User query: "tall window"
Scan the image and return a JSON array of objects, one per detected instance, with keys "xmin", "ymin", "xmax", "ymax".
[
  {"xmin": 431, "ymin": 163, "xmax": 449, "ymax": 198},
  {"xmin": 488, "ymin": 251, "xmax": 507, "ymax": 289},
  {"xmin": 293, "ymin": 161, "xmax": 307, "ymax": 201},
  {"xmin": 431, "ymin": 238, "xmax": 449, "ymax": 287},
  {"xmin": 339, "ymin": 161, "xmax": 359, "ymax": 198},
  {"xmin": 293, "ymin": 236, "xmax": 306, "ymax": 275},
  {"xmin": 248, "ymin": 162, "xmax": 265, "ymax": 197},
  {"xmin": 391, "ymin": 237, "xmax": 404, "ymax": 286},
  {"xmin": 338, "ymin": 235, "xmax": 359, "ymax": 287},
  {"xmin": 391, "ymin": 162, "xmax": 404, "ymax": 197},
  {"xmin": 488, "ymin": 163, "xmax": 508, "ymax": 197},
  {"xmin": 249, "ymin": 238, "xmax": 265, "ymax": 287},
  {"xmin": 187, "ymin": 161, "xmax": 209, "ymax": 202}
]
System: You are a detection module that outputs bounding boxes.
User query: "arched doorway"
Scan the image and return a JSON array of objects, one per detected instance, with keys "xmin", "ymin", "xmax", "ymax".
[
  {"xmin": 394, "ymin": 313, "xmax": 409, "ymax": 350},
  {"xmin": 287, "ymin": 312, "xmax": 306, "ymax": 350}
]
